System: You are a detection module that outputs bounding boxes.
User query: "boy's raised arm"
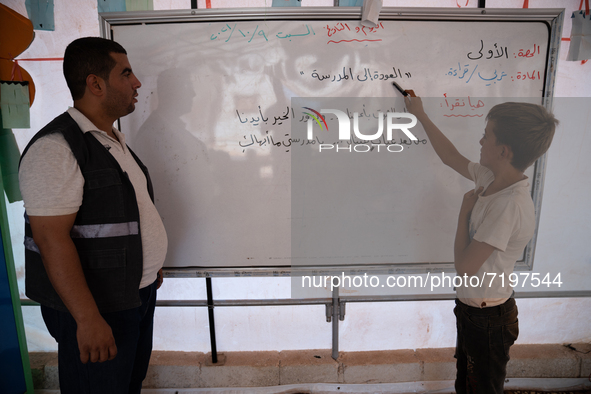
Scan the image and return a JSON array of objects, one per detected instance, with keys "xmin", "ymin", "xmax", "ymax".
[{"xmin": 404, "ymin": 94, "xmax": 472, "ymax": 180}]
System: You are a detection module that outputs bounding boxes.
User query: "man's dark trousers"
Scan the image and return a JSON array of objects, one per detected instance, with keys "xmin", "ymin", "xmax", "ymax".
[{"xmin": 41, "ymin": 280, "xmax": 158, "ymax": 394}]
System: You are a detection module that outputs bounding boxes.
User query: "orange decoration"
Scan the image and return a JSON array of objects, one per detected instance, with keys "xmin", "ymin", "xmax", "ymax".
[{"xmin": 0, "ymin": 4, "xmax": 36, "ymax": 105}]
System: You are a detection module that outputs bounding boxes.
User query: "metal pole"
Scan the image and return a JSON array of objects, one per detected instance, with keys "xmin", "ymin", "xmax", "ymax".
[
  {"xmin": 331, "ymin": 281, "xmax": 339, "ymax": 360},
  {"xmin": 191, "ymin": 0, "xmax": 197, "ymax": 9},
  {"xmin": 206, "ymin": 277, "xmax": 218, "ymax": 363},
  {"xmin": 156, "ymin": 298, "xmax": 332, "ymax": 307}
]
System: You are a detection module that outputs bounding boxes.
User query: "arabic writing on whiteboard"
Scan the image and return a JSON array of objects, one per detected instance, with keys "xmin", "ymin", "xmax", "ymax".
[
  {"xmin": 445, "ymin": 63, "xmax": 542, "ymax": 87},
  {"xmin": 276, "ymin": 24, "xmax": 316, "ymax": 41},
  {"xmin": 440, "ymin": 94, "xmax": 486, "ymax": 118},
  {"xmin": 236, "ymin": 106, "xmax": 293, "ymax": 127},
  {"xmin": 235, "ymin": 105, "xmax": 405, "ymax": 129},
  {"xmin": 467, "ymin": 40, "xmax": 542, "ymax": 60},
  {"xmin": 512, "ymin": 70, "xmax": 542, "ymax": 81},
  {"xmin": 324, "ymin": 22, "xmax": 385, "ymax": 44},
  {"xmin": 514, "ymin": 44, "xmax": 541, "ymax": 59},
  {"xmin": 234, "ymin": 104, "xmax": 429, "ymax": 153},
  {"xmin": 454, "ymin": 40, "xmax": 545, "ymax": 86},
  {"xmin": 210, "ymin": 23, "xmax": 268, "ymax": 43},
  {"xmin": 238, "ymin": 133, "xmax": 428, "ymax": 153},
  {"xmin": 446, "ymin": 62, "xmax": 507, "ymax": 86},
  {"xmin": 467, "ymin": 40, "xmax": 509, "ymax": 60},
  {"xmin": 209, "ymin": 23, "xmax": 315, "ymax": 43},
  {"xmin": 306, "ymin": 67, "xmax": 411, "ymax": 83}
]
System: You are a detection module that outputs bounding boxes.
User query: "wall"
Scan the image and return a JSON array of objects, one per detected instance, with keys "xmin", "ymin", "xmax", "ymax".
[{"xmin": 1, "ymin": 0, "xmax": 589, "ymax": 354}]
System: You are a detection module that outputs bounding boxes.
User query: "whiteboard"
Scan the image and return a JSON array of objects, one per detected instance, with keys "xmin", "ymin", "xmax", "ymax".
[{"xmin": 102, "ymin": 8, "xmax": 563, "ymax": 271}]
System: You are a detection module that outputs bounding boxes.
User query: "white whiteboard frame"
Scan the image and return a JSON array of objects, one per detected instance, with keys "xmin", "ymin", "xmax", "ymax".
[{"xmin": 99, "ymin": 7, "xmax": 564, "ymax": 278}]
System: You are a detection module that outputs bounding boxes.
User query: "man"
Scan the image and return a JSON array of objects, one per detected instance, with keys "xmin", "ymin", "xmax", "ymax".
[{"xmin": 19, "ymin": 37, "xmax": 168, "ymax": 393}]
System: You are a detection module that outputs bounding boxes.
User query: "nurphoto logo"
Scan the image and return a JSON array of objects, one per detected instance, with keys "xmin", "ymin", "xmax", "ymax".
[{"xmin": 303, "ymin": 107, "xmax": 419, "ymax": 153}]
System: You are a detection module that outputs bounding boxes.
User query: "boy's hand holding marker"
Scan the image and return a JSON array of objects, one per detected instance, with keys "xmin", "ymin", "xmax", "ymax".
[{"xmin": 392, "ymin": 81, "xmax": 416, "ymax": 99}]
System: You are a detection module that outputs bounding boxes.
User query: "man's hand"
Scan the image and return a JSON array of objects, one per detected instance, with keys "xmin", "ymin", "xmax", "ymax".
[
  {"xmin": 76, "ymin": 316, "xmax": 117, "ymax": 363},
  {"xmin": 156, "ymin": 268, "xmax": 164, "ymax": 289},
  {"xmin": 29, "ymin": 214, "xmax": 118, "ymax": 364},
  {"xmin": 460, "ymin": 186, "xmax": 484, "ymax": 218}
]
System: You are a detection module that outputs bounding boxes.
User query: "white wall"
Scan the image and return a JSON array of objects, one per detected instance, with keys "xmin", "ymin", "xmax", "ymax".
[{"xmin": 2, "ymin": 0, "xmax": 590, "ymax": 353}]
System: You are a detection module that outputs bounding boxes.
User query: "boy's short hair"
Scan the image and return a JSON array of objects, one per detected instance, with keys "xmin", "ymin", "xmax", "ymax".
[
  {"xmin": 486, "ymin": 102, "xmax": 559, "ymax": 172},
  {"xmin": 63, "ymin": 37, "xmax": 127, "ymax": 101}
]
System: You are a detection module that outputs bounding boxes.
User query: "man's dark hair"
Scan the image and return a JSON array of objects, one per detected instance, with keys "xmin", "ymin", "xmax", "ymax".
[{"xmin": 63, "ymin": 37, "xmax": 127, "ymax": 101}]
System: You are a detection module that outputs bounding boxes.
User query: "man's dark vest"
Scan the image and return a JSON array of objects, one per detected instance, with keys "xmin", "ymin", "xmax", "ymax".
[{"xmin": 20, "ymin": 112, "xmax": 154, "ymax": 313}]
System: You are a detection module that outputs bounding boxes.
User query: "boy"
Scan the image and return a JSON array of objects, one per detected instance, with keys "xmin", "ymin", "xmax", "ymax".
[{"xmin": 405, "ymin": 94, "xmax": 558, "ymax": 394}]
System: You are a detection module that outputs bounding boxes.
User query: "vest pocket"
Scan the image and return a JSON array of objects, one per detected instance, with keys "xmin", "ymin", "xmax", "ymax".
[
  {"xmin": 79, "ymin": 168, "xmax": 125, "ymax": 219},
  {"xmin": 78, "ymin": 248, "xmax": 127, "ymax": 306}
]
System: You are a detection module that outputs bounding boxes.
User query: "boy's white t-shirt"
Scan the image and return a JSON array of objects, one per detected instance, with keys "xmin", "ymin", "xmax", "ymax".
[
  {"xmin": 456, "ymin": 162, "xmax": 535, "ymax": 308},
  {"xmin": 19, "ymin": 108, "xmax": 168, "ymax": 289}
]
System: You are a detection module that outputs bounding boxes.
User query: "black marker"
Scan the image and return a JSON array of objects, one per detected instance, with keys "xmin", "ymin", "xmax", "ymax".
[{"xmin": 392, "ymin": 82, "xmax": 408, "ymax": 97}]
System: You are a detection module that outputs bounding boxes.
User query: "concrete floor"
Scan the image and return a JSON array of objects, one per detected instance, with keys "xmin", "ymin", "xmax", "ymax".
[
  {"xmin": 30, "ymin": 343, "xmax": 591, "ymax": 392},
  {"xmin": 33, "ymin": 379, "xmax": 591, "ymax": 394}
]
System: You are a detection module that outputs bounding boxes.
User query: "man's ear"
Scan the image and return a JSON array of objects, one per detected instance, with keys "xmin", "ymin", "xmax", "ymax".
[
  {"xmin": 501, "ymin": 144, "xmax": 513, "ymax": 160},
  {"xmin": 86, "ymin": 74, "xmax": 105, "ymax": 97}
]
